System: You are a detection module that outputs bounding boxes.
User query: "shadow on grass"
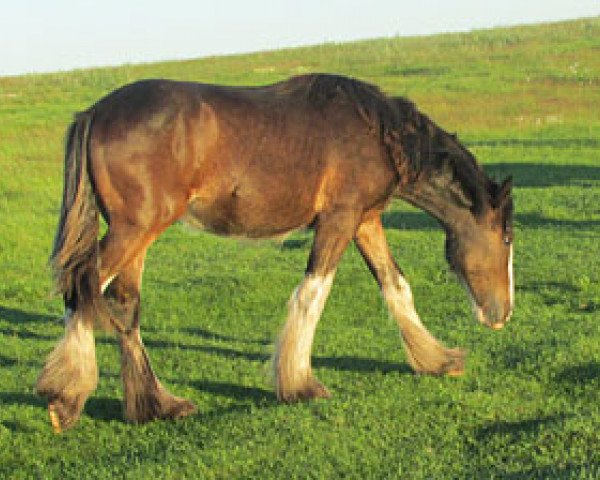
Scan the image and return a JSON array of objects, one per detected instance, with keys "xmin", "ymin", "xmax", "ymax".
[
  {"xmin": 280, "ymin": 238, "xmax": 311, "ymax": 250},
  {"xmin": 0, "ymin": 391, "xmax": 123, "ymax": 428},
  {"xmin": 144, "ymin": 338, "xmax": 411, "ymax": 375},
  {"xmin": 313, "ymin": 355, "xmax": 412, "ymax": 375},
  {"xmin": 87, "ymin": 388, "xmax": 276, "ymax": 425},
  {"xmin": 0, "ymin": 305, "xmax": 58, "ymax": 326},
  {"xmin": 84, "ymin": 397, "xmax": 123, "ymax": 422},
  {"xmin": 191, "ymin": 381, "xmax": 274, "ymax": 403},
  {"xmin": 484, "ymin": 162, "xmax": 600, "ymax": 188},
  {"xmin": 143, "ymin": 339, "xmax": 269, "ymax": 363},
  {"xmin": 469, "ymin": 138, "xmax": 600, "ymax": 149},
  {"xmin": 475, "ymin": 414, "xmax": 567, "ymax": 441},
  {"xmin": 0, "ymin": 392, "xmax": 46, "ymax": 432},
  {"xmin": 1, "ymin": 420, "xmax": 36, "ymax": 432},
  {"xmin": 0, "ymin": 353, "xmax": 17, "ymax": 367},
  {"xmin": 515, "ymin": 212, "xmax": 600, "ymax": 230},
  {"xmin": 469, "ymin": 414, "xmax": 592, "ymax": 478},
  {"xmin": 518, "ymin": 280, "xmax": 580, "ymax": 308},
  {"xmin": 0, "ymin": 327, "xmax": 57, "ymax": 342},
  {"xmin": 382, "ymin": 210, "xmax": 439, "ymax": 230},
  {"xmin": 179, "ymin": 327, "xmax": 270, "ymax": 345},
  {"xmin": 554, "ymin": 362, "xmax": 600, "ymax": 388},
  {"xmin": 472, "ymin": 463, "xmax": 600, "ymax": 480},
  {"xmin": 0, "ymin": 305, "xmax": 61, "ymax": 343},
  {"xmin": 0, "ymin": 392, "xmax": 45, "ymax": 409},
  {"xmin": 382, "ymin": 208, "xmax": 600, "ymax": 232},
  {"xmin": 520, "ymin": 281, "xmax": 578, "ymax": 293},
  {"xmin": 518, "ymin": 282, "xmax": 598, "ymax": 313}
]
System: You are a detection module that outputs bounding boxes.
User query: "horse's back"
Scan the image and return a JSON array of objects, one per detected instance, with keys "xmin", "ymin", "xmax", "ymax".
[{"xmin": 86, "ymin": 78, "xmax": 396, "ymax": 238}]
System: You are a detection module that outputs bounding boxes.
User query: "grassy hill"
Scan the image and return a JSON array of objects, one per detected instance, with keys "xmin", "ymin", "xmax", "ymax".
[{"xmin": 1, "ymin": 16, "xmax": 599, "ymax": 478}]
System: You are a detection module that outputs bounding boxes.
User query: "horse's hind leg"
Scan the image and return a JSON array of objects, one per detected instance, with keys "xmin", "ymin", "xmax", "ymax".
[
  {"xmin": 36, "ymin": 310, "xmax": 98, "ymax": 432},
  {"xmin": 274, "ymin": 211, "xmax": 357, "ymax": 402},
  {"xmin": 36, "ymin": 227, "xmax": 143, "ymax": 432},
  {"xmin": 355, "ymin": 214, "xmax": 464, "ymax": 375},
  {"xmin": 104, "ymin": 248, "xmax": 196, "ymax": 423}
]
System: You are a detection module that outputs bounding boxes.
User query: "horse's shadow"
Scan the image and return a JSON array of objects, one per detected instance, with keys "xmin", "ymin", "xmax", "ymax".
[
  {"xmin": 382, "ymin": 209, "xmax": 600, "ymax": 232},
  {"xmin": 0, "ymin": 391, "xmax": 45, "ymax": 409},
  {"xmin": 280, "ymin": 238, "xmax": 311, "ymax": 250},
  {"xmin": 84, "ymin": 397, "xmax": 124, "ymax": 422},
  {"xmin": 484, "ymin": 161, "xmax": 600, "ymax": 188},
  {"xmin": 0, "ymin": 305, "xmax": 61, "ymax": 342},
  {"xmin": 0, "ymin": 305, "xmax": 58, "ymax": 325},
  {"xmin": 382, "ymin": 210, "xmax": 439, "ymax": 230},
  {"xmin": 144, "ymin": 336, "xmax": 410, "ymax": 375},
  {"xmin": 515, "ymin": 213, "xmax": 600, "ymax": 230},
  {"xmin": 553, "ymin": 361, "xmax": 600, "ymax": 389},
  {"xmin": 178, "ymin": 327, "xmax": 270, "ymax": 345},
  {"xmin": 189, "ymin": 381, "xmax": 274, "ymax": 404},
  {"xmin": 467, "ymin": 413, "xmax": 600, "ymax": 479},
  {"xmin": 474, "ymin": 414, "xmax": 567, "ymax": 442},
  {"xmin": 313, "ymin": 355, "xmax": 411, "ymax": 375},
  {"xmin": 0, "ymin": 305, "xmax": 60, "ymax": 325}
]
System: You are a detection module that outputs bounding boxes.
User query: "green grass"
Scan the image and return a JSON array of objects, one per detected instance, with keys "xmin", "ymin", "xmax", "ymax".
[{"xmin": 2, "ymin": 16, "xmax": 600, "ymax": 479}]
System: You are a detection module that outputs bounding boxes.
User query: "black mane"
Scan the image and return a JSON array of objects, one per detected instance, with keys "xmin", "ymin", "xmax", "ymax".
[
  {"xmin": 298, "ymin": 73, "xmax": 506, "ymax": 216},
  {"xmin": 303, "ymin": 73, "xmax": 401, "ymax": 140}
]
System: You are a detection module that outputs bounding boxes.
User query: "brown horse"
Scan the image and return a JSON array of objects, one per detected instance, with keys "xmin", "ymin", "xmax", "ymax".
[{"xmin": 36, "ymin": 74, "xmax": 513, "ymax": 432}]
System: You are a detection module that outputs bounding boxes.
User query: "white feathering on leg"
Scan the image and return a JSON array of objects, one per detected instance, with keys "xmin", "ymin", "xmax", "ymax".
[{"xmin": 274, "ymin": 272, "xmax": 334, "ymax": 398}]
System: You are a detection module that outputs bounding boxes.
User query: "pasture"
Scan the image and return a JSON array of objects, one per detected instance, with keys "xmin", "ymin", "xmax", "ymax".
[{"xmin": 1, "ymin": 17, "xmax": 600, "ymax": 478}]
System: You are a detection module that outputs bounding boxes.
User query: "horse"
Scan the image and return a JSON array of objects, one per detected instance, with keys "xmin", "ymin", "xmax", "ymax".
[{"xmin": 36, "ymin": 73, "xmax": 514, "ymax": 432}]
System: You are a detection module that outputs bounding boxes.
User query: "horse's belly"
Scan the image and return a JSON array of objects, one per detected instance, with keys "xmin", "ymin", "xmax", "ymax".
[{"xmin": 182, "ymin": 191, "xmax": 314, "ymax": 238}]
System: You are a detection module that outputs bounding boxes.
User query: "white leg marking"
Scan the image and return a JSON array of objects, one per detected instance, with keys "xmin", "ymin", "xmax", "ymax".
[
  {"xmin": 380, "ymin": 271, "xmax": 463, "ymax": 374},
  {"xmin": 64, "ymin": 313, "xmax": 96, "ymax": 363},
  {"xmin": 382, "ymin": 273, "xmax": 423, "ymax": 329},
  {"xmin": 275, "ymin": 273, "xmax": 334, "ymax": 386},
  {"xmin": 41, "ymin": 310, "xmax": 98, "ymax": 398},
  {"xmin": 101, "ymin": 274, "xmax": 116, "ymax": 294}
]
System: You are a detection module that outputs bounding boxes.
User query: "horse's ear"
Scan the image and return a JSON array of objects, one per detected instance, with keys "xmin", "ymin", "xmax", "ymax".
[{"xmin": 494, "ymin": 175, "xmax": 513, "ymax": 208}]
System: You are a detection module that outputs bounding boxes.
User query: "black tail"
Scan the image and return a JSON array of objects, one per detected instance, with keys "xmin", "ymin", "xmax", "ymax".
[{"xmin": 51, "ymin": 111, "xmax": 106, "ymax": 326}]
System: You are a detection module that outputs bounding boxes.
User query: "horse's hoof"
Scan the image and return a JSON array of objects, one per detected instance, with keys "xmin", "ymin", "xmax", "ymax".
[
  {"xmin": 125, "ymin": 392, "xmax": 197, "ymax": 424},
  {"xmin": 279, "ymin": 377, "xmax": 331, "ymax": 402},
  {"xmin": 442, "ymin": 348, "xmax": 465, "ymax": 376},
  {"xmin": 165, "ymin": 397, "xmax": 197, "ymax": 419},
  {"xmin": 304, "ymin": 378, "xmax": 331, "ymax": 400},
  {"xmin": 47, "ymin": 398, "xmax": 83, "ymax": 434}
]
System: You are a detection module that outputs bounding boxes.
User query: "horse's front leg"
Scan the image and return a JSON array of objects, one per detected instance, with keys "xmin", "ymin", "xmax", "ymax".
[
  {"xmin": 355, "ymin": 214, "xmax": 464, "ymax": 375},
  {"xmin": 274, "ymin": 210, "xmax": 358, "ymax": 402}
]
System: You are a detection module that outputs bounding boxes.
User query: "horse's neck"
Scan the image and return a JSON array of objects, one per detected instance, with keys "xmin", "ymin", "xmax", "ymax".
[{"xmin": 397, "ymin": 170, "xmax": 474, "ymax": 229}]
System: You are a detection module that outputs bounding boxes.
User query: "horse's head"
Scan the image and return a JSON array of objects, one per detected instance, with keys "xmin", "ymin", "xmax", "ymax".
[
  {"xmin": 387, "ymin": 98, "xmax": 515, "ymax": 329},
  {"xmin": 444, "ymin": 176, "xmax": 514, "ymax": 329}
]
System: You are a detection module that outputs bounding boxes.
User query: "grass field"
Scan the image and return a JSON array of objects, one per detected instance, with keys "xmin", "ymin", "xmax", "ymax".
[{"xmin": 1, "ymin": 16, "xmax": 600, "ymax": 479}]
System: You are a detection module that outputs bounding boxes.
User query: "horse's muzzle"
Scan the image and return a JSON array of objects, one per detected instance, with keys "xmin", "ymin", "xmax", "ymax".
[{"xmin": 474, "ymin": 301, "xmax": 512, "ymax": 330}]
